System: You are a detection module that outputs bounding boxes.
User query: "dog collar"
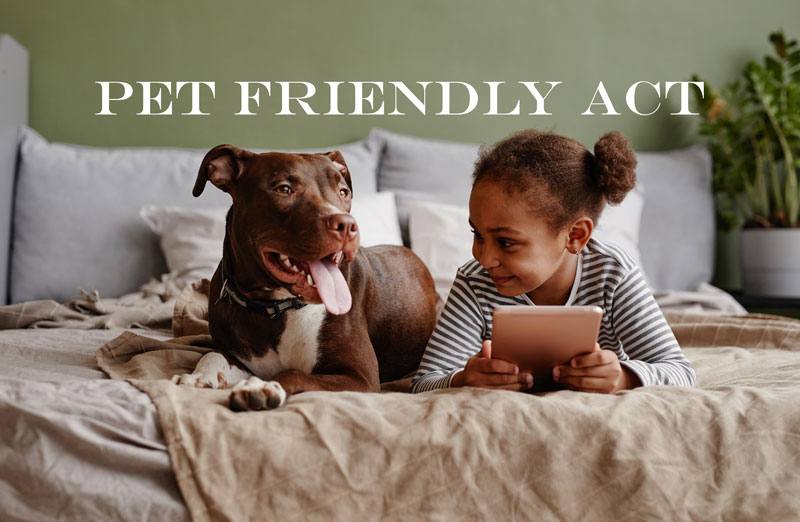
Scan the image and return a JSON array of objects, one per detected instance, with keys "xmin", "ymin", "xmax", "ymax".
[{"xmin": 217, "ymin": 261, "xmax": 308, "ymax": 318}]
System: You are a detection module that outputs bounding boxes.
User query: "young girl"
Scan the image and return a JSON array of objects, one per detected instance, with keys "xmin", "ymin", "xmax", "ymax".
[{"xmin": 411, "ymin": 129, "xmax": 695, "ymax": 394}]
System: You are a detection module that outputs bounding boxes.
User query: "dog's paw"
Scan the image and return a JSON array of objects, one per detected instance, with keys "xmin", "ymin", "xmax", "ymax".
[
  {"xmin": 171, "ymin": 371, "xmax": 226, "ymax": 389},
  {"xmin": 229, "ymin": 377, "xmax": 287, "ymax": 411}
]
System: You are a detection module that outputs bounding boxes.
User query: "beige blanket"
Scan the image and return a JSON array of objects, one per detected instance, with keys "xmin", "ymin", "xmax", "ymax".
[
  {"xmin": 0, "ymin": 277, "xmax": 183, "ymax": 330},
  {"xmin": 96, "ymin": 284, "xmax": 800, "ymax": 522}
]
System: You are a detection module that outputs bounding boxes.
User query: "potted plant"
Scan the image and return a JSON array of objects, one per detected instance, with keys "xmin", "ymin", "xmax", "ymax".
[{"xmin": 693, "ymin": 30, "xmax": 800, "ymax": 297}]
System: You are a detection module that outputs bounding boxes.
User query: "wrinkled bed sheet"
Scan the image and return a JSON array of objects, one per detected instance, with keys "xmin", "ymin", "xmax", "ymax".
[{"xmin": 0, "ymin": 328, "xmax": 189, "ymax": 522}]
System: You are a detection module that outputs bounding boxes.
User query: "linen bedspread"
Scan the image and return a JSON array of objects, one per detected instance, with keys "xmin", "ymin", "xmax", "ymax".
[{"xmin": 92, "ymin": 283, "xmax": 800, "ymax": 522}]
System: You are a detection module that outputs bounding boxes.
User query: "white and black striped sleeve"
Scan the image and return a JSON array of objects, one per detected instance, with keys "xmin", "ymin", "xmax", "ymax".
[
  {"xmin": 611, "ymin": 267, "xmax": 696, "ymax": 387},
  {"xmin": 410, "ymin": 269, "xmax": 485, "ymax": 393}
]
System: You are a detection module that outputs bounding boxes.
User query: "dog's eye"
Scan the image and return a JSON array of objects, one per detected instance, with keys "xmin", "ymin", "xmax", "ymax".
[
  {"xmin": 276, "ymin": 184, "xmax": 293, "ymax": 194},
  {"xmin": 339, "ymin": 188, "xmax": 350, "ymax": 198}
]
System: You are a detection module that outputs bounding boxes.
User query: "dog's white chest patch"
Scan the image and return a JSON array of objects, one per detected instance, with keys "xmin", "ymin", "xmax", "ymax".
[{"xmin": 242, "ymin": 304, "xmax": 326, "ymax": 379}]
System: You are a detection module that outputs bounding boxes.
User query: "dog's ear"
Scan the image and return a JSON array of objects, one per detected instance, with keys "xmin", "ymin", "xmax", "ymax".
[
  {"xmin": 324, "ymin": 150, "xmax": 353, "ymax": 194},
  {"xmin": 194, "ymin": 145, "xmax": 253, "ymax": 196}
]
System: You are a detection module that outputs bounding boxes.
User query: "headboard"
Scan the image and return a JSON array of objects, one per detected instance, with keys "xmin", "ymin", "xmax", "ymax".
[{"xmin": 0, "ymin": 35, "xmax": 29, "ymax": 305}]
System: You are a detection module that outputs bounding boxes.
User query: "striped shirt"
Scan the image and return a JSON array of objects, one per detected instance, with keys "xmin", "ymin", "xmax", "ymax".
[{"xmin": 411, "ymin": 237, "xmax": 696, "ymax": 392}]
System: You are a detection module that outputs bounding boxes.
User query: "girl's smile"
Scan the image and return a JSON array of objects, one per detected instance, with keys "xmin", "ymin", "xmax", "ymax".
[{"xmin": 489, "ymin": 275, "xmax": 515, "ymax": 286}]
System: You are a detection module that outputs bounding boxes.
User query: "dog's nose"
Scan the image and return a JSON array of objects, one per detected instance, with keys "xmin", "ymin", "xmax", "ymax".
[{"xmin": 326, "ymin": 213, "xmax": 358, "ymax": 241}]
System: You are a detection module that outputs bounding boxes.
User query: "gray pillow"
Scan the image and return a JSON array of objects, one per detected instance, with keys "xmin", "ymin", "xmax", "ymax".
[
  {"xmin": 370, "ymin": 128, "xmax": 481, "ymax": 245},
  {"xmin": 10, "ymin": 127, "xmax": 381, "ymax": 303},
  {"xmin": 635, "ymin": 146, "xmax": 714, "ymax": 292}
]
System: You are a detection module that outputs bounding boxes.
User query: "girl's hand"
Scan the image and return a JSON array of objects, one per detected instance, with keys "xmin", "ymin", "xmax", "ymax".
[
  {"xmin": 452, "ymin": 340, "xmax": 533, "ymax": 391},
  {"xmin": 552, "ymin": 343, "xmax": 641, "ymax": 393}
]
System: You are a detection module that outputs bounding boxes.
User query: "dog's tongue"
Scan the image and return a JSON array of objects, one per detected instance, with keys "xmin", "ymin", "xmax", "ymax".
[{"xmin": 308, "ymin": 257, "xmax": 352, "ymax": 315}]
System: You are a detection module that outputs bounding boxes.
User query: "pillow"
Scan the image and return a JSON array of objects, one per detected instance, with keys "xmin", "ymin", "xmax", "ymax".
[
  {"xmin": 408, "ymin": 188, "xmax": 646, "ymax": 302},
  {"xmin": 349, "ymin": 191, "xmax": 403, "ymax": 247},
  {"xmin": 141, "ymin": 192, "xmax": 403, "ymax": 285},
  {"xmin": 140, "ymin": 206, "xmax": 228, "ymax": 284},
  {"xmin": 635, "ymin": 146, "xmax": 713, "ymax": 291},
  {"xmin": 370, "ymin": 128, "xmax": 480, "ymax": 245},
  {"xmin": 10, "ymin": 127, "xmax": 381, "ymax": 303},
  {"xmin": 407, "ymin": 201, "xmax": 474, "ymax": 301},
  {"xmin": 593, "ymin": 185, "xmax": 645, "ymax": 270}
]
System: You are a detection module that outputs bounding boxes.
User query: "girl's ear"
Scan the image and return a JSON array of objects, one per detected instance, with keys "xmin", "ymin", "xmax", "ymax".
[{"xmin": 566, "ymin": 217, "xmax": 594, "ymax": 253}]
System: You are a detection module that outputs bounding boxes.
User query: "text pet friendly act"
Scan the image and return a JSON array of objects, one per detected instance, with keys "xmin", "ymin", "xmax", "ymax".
[{"xmin": 95, "ymin": 80, "xmax": 704, "ymax": 117}]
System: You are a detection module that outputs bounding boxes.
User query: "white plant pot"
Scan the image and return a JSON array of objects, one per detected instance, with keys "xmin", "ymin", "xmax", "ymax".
[{"xmin": 740, "ymin": 228, "xmax": 800, "ymax": 297}]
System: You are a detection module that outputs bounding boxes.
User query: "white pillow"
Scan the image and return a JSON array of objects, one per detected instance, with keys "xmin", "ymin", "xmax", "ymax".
[
  {"xmin": 408, "ymin": 187, "xmax": 647, "ymax": 302},
  {"xmin": 407, "ymin": 201, "xmax": 475, "ymax": 301},
  {"xmin": 140, "ymin": 206, "xmax": 228, "ymax": 284},
  {"xmin": 593, "ymin": 185, "xmax": 645, "ymax": 271},
  {"xmin": 141, "ymin": 192, "xmax": 403, "ymax": 285},
  {"xmin": 349, "ymin": 191, "xmax": 403, "ymax": 247}
]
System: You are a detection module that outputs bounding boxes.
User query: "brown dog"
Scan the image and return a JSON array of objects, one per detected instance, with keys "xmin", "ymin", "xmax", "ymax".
[{"xmin": 172, "ymin": 144, "xmax": 438, "ymax": 411}]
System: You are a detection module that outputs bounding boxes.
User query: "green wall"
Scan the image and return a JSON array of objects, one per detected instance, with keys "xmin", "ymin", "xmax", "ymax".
[{"xmin": 1, "ymin": 0, "xmax": 799, "ymax": 151}]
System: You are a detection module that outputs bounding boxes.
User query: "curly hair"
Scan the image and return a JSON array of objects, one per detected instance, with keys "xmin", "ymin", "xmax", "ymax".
[{"xmin": 472, "ymin": 129, "xmax": 637, "ymax": 231}]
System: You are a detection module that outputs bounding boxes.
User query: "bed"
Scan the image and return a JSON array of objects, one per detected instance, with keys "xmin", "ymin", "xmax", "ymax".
[{"xmin": 2, "ymin": 34, "xmax": 800, "ymax": 521}]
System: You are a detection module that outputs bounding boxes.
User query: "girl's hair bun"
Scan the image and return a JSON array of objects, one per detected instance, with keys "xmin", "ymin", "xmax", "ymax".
[{"xmin": 593, "ymin": 131, "xmax": 637, "ymax": 205}]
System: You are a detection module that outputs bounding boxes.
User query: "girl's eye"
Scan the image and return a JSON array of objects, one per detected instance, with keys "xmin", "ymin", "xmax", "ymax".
[
  {"xmin": 470, "ymin": 228, "xmax": 483, "ymax": 241},
  {"xmin": 498, "ymin": 239, "xmax": 515, "ymax": 248},
  {"xmin": 339, "ymin": 187, "xmax": 350, "ymax": 198},
  {"xmin": 276, "ymin": 184, "xmax": 293, "ymax": 194}
]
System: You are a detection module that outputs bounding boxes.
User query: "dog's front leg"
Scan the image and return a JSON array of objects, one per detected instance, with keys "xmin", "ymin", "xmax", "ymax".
[
  {"xmin": 228, "ymin": 370, "xmax": 377, "ymax": 411},
  {"xmin": 172, "ymin": 352, "xmax": 250, "ymax": 389},
  {"xmin": 229, "ymin": 329, "xmax": 379, "ymax": 411}
]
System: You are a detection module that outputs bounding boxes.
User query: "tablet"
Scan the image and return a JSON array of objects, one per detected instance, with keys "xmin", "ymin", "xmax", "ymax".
[{"xmin": 491, "ymin": 306, "xmax": 602, "ymax": 376}]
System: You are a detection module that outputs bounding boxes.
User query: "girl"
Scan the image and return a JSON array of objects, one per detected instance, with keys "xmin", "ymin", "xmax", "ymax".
[{"xmin": 411, "ymin": 129, "xmax": 695, "ymax": 394}]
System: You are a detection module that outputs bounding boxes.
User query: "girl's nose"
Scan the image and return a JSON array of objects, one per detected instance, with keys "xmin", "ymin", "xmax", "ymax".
[{"xmin": 476, "ymin": 243, "xmax": 500, "ymax": 269}]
